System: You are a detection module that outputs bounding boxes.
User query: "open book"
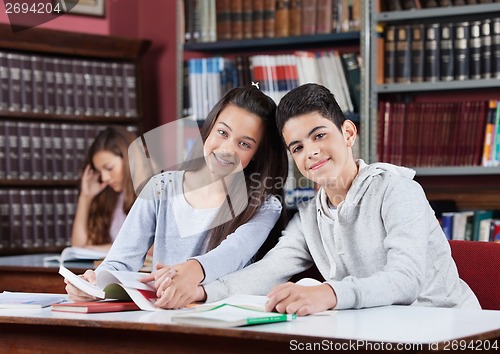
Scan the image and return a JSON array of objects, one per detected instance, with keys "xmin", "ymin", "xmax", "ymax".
[
  {"xmin": 0, "ymin": 292, "xmax": 68, "ymax": 309},
  {"xmin": 44, "ymin": 247, "xmax": 108, "ymax": 264},
  {"xmin": 172, "ymin": 303, "xmax": 296, "ymax": 328},
  {"xmin": 58, "ymin": 265, "xmax": 161, "ymax": 311}
]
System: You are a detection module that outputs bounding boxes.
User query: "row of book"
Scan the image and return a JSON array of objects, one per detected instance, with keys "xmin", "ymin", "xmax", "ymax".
[
  {"xmin": 440, "ymin": 209, "xmax": 500, "ymax": 242},
  {"xmin": 0, "ymin": 51, "xmax": 138, "ymax": 118},
  {"xmin": 184, "ymin": 51, "xmax": 360, "ymax": 121},
  {"xmin": 183, "ymin": 0, "xmax": 361, "ymax": 43},
  {"xmin": 0, "ymin": 121, "xmax": 138, "ymax": 181},
  {"xmin": 0, "ymin": 188, "xmax": 77, "ymax": 252},
  {"xmin": 383, "ymin": 18, "xmax": 500, "ymax": 84},
  {"xmin": 381, "ymin": 0, "xmax": 498, "ymax": 11},
  {"xmin": 377, "ymin": 100, "xmax": 497, "ymax": 167}
]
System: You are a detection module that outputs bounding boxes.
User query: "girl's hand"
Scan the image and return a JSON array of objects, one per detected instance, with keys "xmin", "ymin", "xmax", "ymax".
[
  {"xmin": 80, "ymin": 165, "xmax": 107, "ymax": 199},
  {"xmin": 64, "ymin": 269, "xmax": 99, "ymax": 302},
  {"xmin": 140, "ymin": 262, "xmax": 176, "ymax": 295},
  {"xmin": 152, "ymin": 260, "xmax": 205, "ymax": 309},
  {"xmin": 265, "ymin": 283, "xmax": 337, "ymax": 316}
]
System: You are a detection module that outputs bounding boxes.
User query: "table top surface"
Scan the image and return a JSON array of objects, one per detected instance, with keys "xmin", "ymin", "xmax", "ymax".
[{"xmin": 1, "ymin": 303, "xmax": 499, "ymax": 345}]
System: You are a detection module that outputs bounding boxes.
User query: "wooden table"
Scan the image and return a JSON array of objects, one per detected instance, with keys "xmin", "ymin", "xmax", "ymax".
[
  {"xmin": 1, "ymin": 305, "xmax": 499, "ymax": 353},
  {"xmin": 0, "ymin": 254, "xmax": 92, "ymax": 293}
]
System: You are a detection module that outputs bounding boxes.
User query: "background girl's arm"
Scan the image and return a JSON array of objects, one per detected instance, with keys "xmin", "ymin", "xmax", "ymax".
[{"xmin": 71, "ymin": 165, "xmax": 107, "ymax": 247}]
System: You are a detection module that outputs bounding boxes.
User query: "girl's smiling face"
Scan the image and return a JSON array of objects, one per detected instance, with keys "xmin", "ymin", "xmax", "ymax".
[{"xmin": 203, "ymin": 104, "xmax": 264, "ymax": 177}]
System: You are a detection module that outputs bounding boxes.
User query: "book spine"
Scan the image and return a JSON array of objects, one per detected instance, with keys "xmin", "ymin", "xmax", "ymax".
[
  {"xmin": 384, "ymin": 25, "xmax": 396, "ymax": 84},
  {"xmin": 17, "ymin": 121, "xmax": 31, "ymax": 180},
  {"xmin": 216, "ymin": 0, "xmax": 232, "ymax": 40},
  {"xmin": 8, "ymin": 189, "xmax": 22, "ymax": 249},
  {"xmin": 0, "ymin": 52, "xmax": 8, "ymax": 112},
  {"xmin": 0, "ymin": 121, "xmax": 5, "ymax": 179},
  {"xmin": 316, "ymin": 0, "xmax": 332, "ymax": 34},
  {"xmin": 5, "ymin": 121, "xmax": 18, "ymax": 179},
  {"xmin": 40, "ymin": 123, "xmax": 52, "ymax": 180},
  {"xmin": 7, "ymin": 53, "xmax": 22, "ymax": 112},
  {"xmin": 82, "ymin": 61, "xmax": 94, "ymax": 116},
  {"xmin": 123, "ymin": 63, "xmax": 138, "ymax": 118},
  {"xmin": 0, "ymin": 190, "xmax": 9, "ymax": 249},
  {"xmin": 30, "ymin": 123, "xmax": 42, "ymax": 180},
  {"xmin": 72, "ymin": 60, "xmax": 85, "ymax": 116},
  {"xmin": 61, "ymin": 124, "xmax": 73, "ymax": 180},
  {"xmin": 31, "ymin": 190, "xmax": 44, "ymax": 247},
  {"xmin": 61, "ymin": 59, "xmax": 74, "ymax": 115},
  {"xmin": 53, "ymin": 189, "xmax": 67, "ymax": 247},
  {"xmin": 454, "ymin": 21, "xmax": 469, "ymax": 80},
  {"xmin": 230, "ymin": 0, "xmax": 243, "ymax": 40},
  {"xmin": 42, "ymin": 57, "xmax": 56, "ymax": 114},
  {"xmin": 50, "ymin": 123, "xmax": 63, "ymax": 180},
  {"xmin": 481, "ymin": 19, "xmax": 492, "ymax": 79},
  {"xmin": 42, "ymin": 189, "xmax": 55, "ymax": 248},
  {"xmin": 289, "ymin": 0, "xmax": 302, "ymax": 36},
  {"xmin": 424, "ymin": 23, "xmax": 440, "ymax": 82},
  {"xmin": 20, "ymin": 189, "xmax": 33, "ymax": 248},
  {"xmin": 19, "ymin": 54, "xmax": 32, "ymax": 113},
  {"xmin": 263, "ymin": 0, "xmax": 275, "ymax": 38},
  {"xmin": 439, "ymin": 22, "xmax": 454, "ymax": 81},
  {"xmin": 469, "ymin": 20, "xmax": 482, "ymax": 80},
  {"xmin": 112, "ymin": 63, "xmax": 125, "ymax": 117},
  {"xmin": 252, "ymin": 0, "xmax": 264, "ymax": 38},
  {"xmin": 395, "ymin": 24, "xmax": 412, "ymax": 83},
  {"xmin": 31, "ymin": 56, "xmax": 44, "ymax": 114},
  {"xmin": 301, "ymin": 0, "xmax": 317, "ymax": 35},
  {"xmin": 103, "ymin": 62, "xmax": 115, "ymax": 117},
  {"xmin": 242, "ymin": 0, "xmax": 253, "ymax": 39},
  {"xmin": 275, "ymin": 0, "xmax": 290, "ymax": 38},
  {"xmin": 410, "ymin": 24, "xmax": 425, "ymax": 82},
  {"xmin": 53, "ymin": 58, "xmax": 65, "ymax": 115},
  {"xmin": 492, "ymin": 17, "xmax": 500, "ymax": 79},
  {"xmin": 73, "ymin": 125, "xmax": 86, "ymax": 179}
]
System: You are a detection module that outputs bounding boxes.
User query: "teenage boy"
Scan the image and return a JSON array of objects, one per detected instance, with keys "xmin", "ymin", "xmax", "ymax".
[{"xmin": 198, "ymin": 83, "xmax": 480, "ymax": 315}]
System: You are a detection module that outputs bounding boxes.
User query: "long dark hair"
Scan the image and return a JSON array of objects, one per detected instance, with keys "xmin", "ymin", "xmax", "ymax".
[
  {"xmin": 182, "ymin": 86, "xmax": 288, "ymax": 253},
  {"xmin": 84, "ymin": 126, "xmax": 137, "ymax": 245}
]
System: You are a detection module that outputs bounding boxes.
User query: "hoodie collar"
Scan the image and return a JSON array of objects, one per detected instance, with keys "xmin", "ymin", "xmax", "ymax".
[{"xmin": 316, "ymin": 160, "xmax": 416, "ymax": 219}]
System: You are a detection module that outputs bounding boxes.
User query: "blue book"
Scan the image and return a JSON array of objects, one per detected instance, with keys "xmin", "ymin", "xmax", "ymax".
[{"xmin": 441, "ymin": 212, "xmax": 454, "ymax": 240}]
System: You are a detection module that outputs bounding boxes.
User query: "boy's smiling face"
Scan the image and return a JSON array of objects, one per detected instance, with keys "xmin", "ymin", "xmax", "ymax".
[{"xmin": 282, "ymin": 112, "xmax": 357, "ymax": 190}]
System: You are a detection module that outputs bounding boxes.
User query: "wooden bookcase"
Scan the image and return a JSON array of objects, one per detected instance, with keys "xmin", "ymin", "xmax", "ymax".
[
  {"xmin": 365, "ymin": 1, "xmax": 500, "ymax": 210},
  {"xmin": 0, "ymin": 24, "xmax": 150, "ymax": 255}
]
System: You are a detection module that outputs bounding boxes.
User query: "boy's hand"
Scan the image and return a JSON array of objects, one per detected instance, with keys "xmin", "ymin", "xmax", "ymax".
[
  {"xmin": 143, "ymin": 260, "xmax": 205, "ymax": 309},
  {"xmin": 265, "ymin": 283, "xmax": 337, "ymax": 316},
  {"xmin": 140, "ymin": 262, "xmax": 176, "ymax": 295},
  {"xmin": 64, "ymin": 269, "xmax": 99, "ymax": 302}
]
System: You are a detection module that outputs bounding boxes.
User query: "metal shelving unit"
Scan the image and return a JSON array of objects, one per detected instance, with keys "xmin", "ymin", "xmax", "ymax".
[{"xmin": 365, "ymin": 1, "xmax": 500, "ymax": 175}]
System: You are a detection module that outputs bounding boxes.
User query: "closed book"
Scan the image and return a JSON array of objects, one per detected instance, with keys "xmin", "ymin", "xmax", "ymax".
[
  {"xmin": 469, "ymin": 21, "xmax": 482, "ymax": 79},
  {"xmin": 424, "ymin": 23, "xmax": 440, "ymax": 82},
  {"xmin": 411, "ymin": 24, "xmax": 425, "ymax": 82},
  {"xmin": 384, "ymin": 25, "xmax": 396, "ymax": 84},
  {"xmin": 316, "ymin": 0, "xmax": 332, "ymax": 34},
  {"xmin": 242, "ymin": 0, "xmax": 253, "ymax": 39},
  {"xmin": 30, "ymin": 56, "xmax": 43, "ymax": 114},
  {"xmin": 395, "ymin": 24, "xmax": 412, "ymax": 83},
  {"xmin": 454, "ymin": 21, "xmax": 469, "ymax": 80},
  {"xmin": 492, "ymin": 17, "xmax": 500, "ymax": 79},
  {"xmin": 52, "ymin": 301, "xmax": 140, "ymax": 313},
  {"xmin": 19, "ymin": 54, "xmax": 32, "ymax": 113},
  {"xmin": 172, "ymin": 303, "xmax": 296, "ymax": 328},
  {"xmin": 481, "ymin": 19, "xmax": 492, "ymax": 79},
  {"xmin": 439, "ymin": 22, "xmax": 454, "ymax": 81},
  {"xmin": 216, "ymin": 0, "xmax": 232, "ymax": 40},
  {"xmin": 301, "ymin": 0, "xmax": 317, "ymax": 35},
  {"xmin": 230, "ymin": 0, "xmax": 243, "ymax": 40},
  {"xmin": 252, "ymin": 0, "xmax": 264, "ymax": 38},
  {"xmin": 263, "ymin": 0, "xmax": 275, "ymax": 38},
  {"xmin": 61, "ymin": 59, "xmax": 74, "ymax": 115},
  {"xmin": 340, "ymin": 52, "xmax": 361, "ymax": 112},
  {"xmin": 7, "ymin": 53, "xmax": 22, "ymax": 113},
  {"xmin": 289, "ymin": 0, "xmax": 302, "ymax": 36},
  {"xmin": 53, "ymin": 58, "xmax": 65, "ymax": 115},
  {"xmin": 0, "ymin": 52, "xmax": 7, "ymax": 112},
  {"xmin": 275, "ymin": 0, "xmax": 290, "ymax": 38},
  {"xmin": 441, "ymin": 212, "xmax": 454, "ymax": 240},
  {"xmin": 42, "ymin": 57, "xmax": 56, "ymax": 114}
]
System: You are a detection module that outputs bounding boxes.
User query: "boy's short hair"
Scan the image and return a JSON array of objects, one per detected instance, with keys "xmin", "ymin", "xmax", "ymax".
[{"xmin": 276, "ymin": 83, "xmax": 345, "ymax": 133}]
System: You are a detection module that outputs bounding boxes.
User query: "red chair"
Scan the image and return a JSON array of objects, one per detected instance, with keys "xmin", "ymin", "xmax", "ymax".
[{"xmin": 449, "ymin": 240, "xmax": 500, "ymax": 310}]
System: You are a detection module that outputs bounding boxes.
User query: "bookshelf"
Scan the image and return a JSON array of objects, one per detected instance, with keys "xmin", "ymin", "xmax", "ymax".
[
  {"xmin": 0, "ymin": 24, "xmax": 150, "ymax": 255},
  {"xmin": 367, "ymin": 1, "xmax": 500, "ymax": 176}
]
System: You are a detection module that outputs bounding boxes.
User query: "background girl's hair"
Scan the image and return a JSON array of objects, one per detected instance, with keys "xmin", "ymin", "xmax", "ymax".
[
  {"xmin": 84, "ymin": 126, "xmax": 137, "ymax": 245},
  {"xmin": 276, "ymin": 83, "xmax": 345, "ymax": 133},
  {"xmin": 183, "ymin": 86, "xmax": 288, "ymax": 252}
]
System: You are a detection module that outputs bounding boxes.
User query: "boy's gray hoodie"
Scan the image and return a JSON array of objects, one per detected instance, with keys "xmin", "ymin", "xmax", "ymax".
[{"xmin": 204, "ymin": 160, "xmax": 480, "ymax": 310}]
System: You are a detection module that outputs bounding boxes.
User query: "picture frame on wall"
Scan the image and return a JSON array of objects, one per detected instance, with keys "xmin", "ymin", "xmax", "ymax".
[{"xmin": 53, "ymin": 0, "xmax": 106, "ymax": 18}]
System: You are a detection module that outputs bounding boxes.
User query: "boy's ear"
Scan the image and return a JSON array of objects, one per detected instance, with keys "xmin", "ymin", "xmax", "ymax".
[{"xmin": 342, "ymin": 120, "xmax": 357, "ymax": 147}]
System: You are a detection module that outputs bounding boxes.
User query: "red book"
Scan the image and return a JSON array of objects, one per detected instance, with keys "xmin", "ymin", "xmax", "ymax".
[{"xmin": 51, "ymin": 301, "xmax": 140, "ymax": 314}]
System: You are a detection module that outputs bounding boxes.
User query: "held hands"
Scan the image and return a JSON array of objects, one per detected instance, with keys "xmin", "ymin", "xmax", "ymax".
[
  {"xmin": 265, "ymin": 283, "xmax": 338, "ymax": 316},
  {"xmin": 64, "ymin": 269, "xmax": 99, "ymax": 302},
  {"xmin": 80, "ymin": 165, "xmax": 107, "ymax": 199},
  {"xmin": 140, "ymin": 260, "xmax": 205, "ymax": 309}
]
